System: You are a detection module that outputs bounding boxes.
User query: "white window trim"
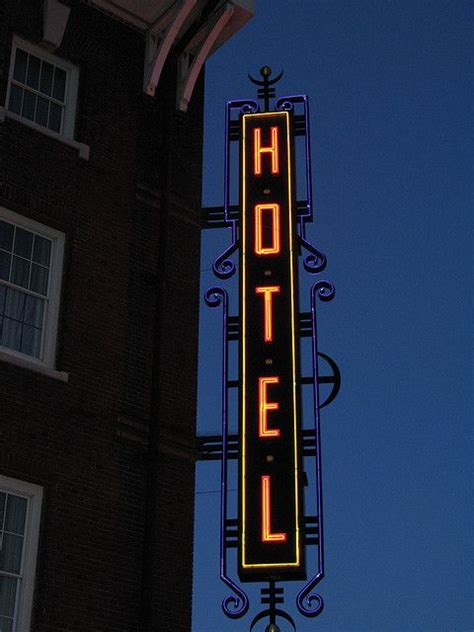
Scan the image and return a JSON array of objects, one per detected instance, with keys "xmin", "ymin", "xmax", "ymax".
[
  {"xmin": 0, "ymin": 474, "xmax": 43, "ymax": 632},
  {"xmin": 0, "ymin": 207, "xmax": 69, "ymax": 382},
  {"xmin": 1, "ymin": 36, "xmax": 89, "ymax": 161}
]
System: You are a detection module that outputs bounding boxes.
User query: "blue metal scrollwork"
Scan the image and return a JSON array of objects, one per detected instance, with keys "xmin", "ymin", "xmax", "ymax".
[
  {"xmin": 205, "ymin": 286, "xmax": 249, "ymax": 619},
  {"xmin": 298, "ymin": 235, "xmax": 328, "ymax": 274},
  {"xmin": 295, "ymin": 280, "xmax": 335, "ymax": 619}
]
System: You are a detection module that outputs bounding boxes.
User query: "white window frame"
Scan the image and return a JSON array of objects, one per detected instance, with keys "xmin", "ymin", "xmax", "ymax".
[
  {"xmin": 1, "ymin": 36, "xmax": 89, "ymax": 160},
  {"xmin": 0, "ymin": 475, "xmax": 43, "ymax": 632},
  {"xmin": 0, "ymin": 207, "xmax": 68, "ymax": 382}
]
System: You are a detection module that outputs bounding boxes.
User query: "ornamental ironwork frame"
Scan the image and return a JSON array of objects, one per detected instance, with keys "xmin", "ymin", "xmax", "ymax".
[{"xmin": 199, "ymin": 68, "xmax": 340, "ymax": 631}]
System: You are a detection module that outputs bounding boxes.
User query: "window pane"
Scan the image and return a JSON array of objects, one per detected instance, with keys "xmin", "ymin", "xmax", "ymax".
[
  {"xmin": 30, "ymin": 264, "xmax": 48, "ymax": 295},
  {"xmin": 0, "ymin": 493, "xmax": 5, "ymax": 524},
  {"xmin": 11, "ymin": 256, "xmax": 30, "ymax": 289},
  {"xmin": 0, "ymin": 222, "xmax": 14, "ymax": 252},
  {"xmin": 5, "ymin": 495, "xmax": 27, "ymax": 535},
  {"xmin": 4, "ymin": 288, "xmax": 25, "ymax": 320},
  {"xmin": 32, "ymin": 236, "xmax": 51, "ymax": 266},
  {"xmin": 7, "ymin": 84, "xmax": 23, "ymax": 116},
  {"xmin": 0, "ymin": 286, "xmax": 5, "ymax": 314},
  {"xmin": 14, "ymin": 228, "xmax": 33, "ymax": 259},
  {"xmin": 13, "ymin": 48, "xmax": 28, "ymax": 83},
  {"xmin": 53, "ymin": 67, "xmax": 66, "ymax": 102},
  {"xmin": 0, "ymin": 616, "xmax": 13, "ymax": 632},
  {"xmin": 21, "ymin": 325, "xmax": 41, "ymax": 357},
  {"xmin": 21, "ymin": 90, "xmax": 36, "ymax": 121},
  {"xmin": 1, "ymin": 318, "xmax": 22, "ymax": 352},
  {"xmin": 24, "ymin": 295, "xmax": 44, "ymax": 328},
  {"xmin": 0, "ymin": 252, "xmax": 11, "ymax": 282},
  {"xmin": 21, "ymin": 325, "xmax": 41, "ymax": 358},
  {"xmin": 26, "ymin": 54, "xmax": 40, "ymax": 90},
  {"xmin": 35, "ymin": 96, "xmax": 49, "ymax": 128},
  {"xmin": 0, "ymin": 577, "xmax": 17, "ymax": 618},
  {"xmin": 0, "ymin": 533, "xmax": 23, "ymax": 574},
  {"xmin": 48, "ymin": 102, "xmax": 62, "ymax": 133},
  {"xmin": 40, "ymin": 61, "xmax": 54, "ymax": 96}
]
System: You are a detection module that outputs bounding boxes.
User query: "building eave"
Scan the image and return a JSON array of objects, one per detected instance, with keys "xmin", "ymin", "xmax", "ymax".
[{"xmin": 82, "ymin": 0, "xmax": 254, "ymax": 107}]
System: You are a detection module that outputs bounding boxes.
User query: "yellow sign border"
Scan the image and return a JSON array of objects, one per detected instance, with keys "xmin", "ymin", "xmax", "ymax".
[{"xmin": 241, "ymin": 111, "xmax": 301, "ymax": 570}]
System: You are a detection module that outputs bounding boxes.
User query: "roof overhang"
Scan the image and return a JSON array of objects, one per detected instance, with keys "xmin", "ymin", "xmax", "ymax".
[
  {"xmin": 87, "ymin": 0, "xmax": 254, "ymax": 56},
  {"xmin": 84, "ymin": 0, "xmax": 254, "ymax": 109}
]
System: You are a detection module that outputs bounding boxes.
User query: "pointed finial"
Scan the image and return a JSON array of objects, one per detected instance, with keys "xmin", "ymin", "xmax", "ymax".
[{"xmin": 248, "ymin": 66, "xmax": 284, "ymax": 111}]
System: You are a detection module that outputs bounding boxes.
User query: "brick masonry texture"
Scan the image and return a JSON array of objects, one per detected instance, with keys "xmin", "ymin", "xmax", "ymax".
[{"xmin": 0, "ymin": 2, "xmax": 203, "ymax": 630}]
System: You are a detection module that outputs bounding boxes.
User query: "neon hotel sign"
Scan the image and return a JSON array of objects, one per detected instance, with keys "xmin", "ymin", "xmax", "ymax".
[{"xmin": 239, "ymin": 111, "xmax": 304, "ymax": 580}]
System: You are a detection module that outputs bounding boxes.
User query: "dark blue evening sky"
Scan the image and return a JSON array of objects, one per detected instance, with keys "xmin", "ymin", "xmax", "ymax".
[{"xmin": 193, "ymin": 2, "xmax": 472, "ymax": 630}]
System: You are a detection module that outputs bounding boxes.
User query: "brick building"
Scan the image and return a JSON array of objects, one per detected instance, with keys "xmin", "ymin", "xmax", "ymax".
[{"xmin": 0, "ymin": 1, "xmax": 253, "ymax": 630}]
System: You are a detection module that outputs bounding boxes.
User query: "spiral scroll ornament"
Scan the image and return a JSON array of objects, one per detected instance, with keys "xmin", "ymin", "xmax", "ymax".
[
  {"xmin": 275, "ymin": 98, "xmax": 294, "ymax": 112},
  {"xmin": 204, "ymin": 286, "xmax": 227, "ymax": 307},
  {"xmin": 212, "ymin": 241, "xmax": 238, "ymax": 279},
  {"xmin": 296, "ymin": 586, "xmax": 324, "ymax": 618},
  {"xmin": 298, "ymin": 235, "xmax": 328, "ymax": 274},
  {"xmin": 312, "ymin": 279, "xmax": 335, "ymax": 302},
  {"xmin": 240, "ymin": 101, "xmax": 258, "ymax": 115},
  {"xmin": 222, "ymin": 584, "xmax": 250, "ymax": 619}
]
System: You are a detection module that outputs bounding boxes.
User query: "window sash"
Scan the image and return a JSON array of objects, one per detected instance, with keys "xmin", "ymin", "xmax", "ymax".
[
  {"xmin": 9, "ymin": 79, "xmax": 66, "ymax": 108},
  {"xmin": 6, "ymin": 36, "xmax": 78, "ymax": 141},
  {"xmin": 8, "ymin": 81, "xmax": 65, "ymax": 135},
  {"xmin": 0, "ymin": 207, "xmax": 64, "ymax": 369},
  {"xmin": 1, "ymin": 255, "xmax": 51, "ymax": 299},
  {"xmin": 8, "ymin": 48, "xmax": 67, "ymax": 136},
  {"xmin": 0, "ymin": 489, "xmax": 29, "ymax": 630},
  {"xmin": 0, "ymin": 218, "xmax": 53, "ymax": 360},
  {"xmin": 0, "ymin": 576, "xmax": 20, "ymax": 632},
  {"xmin": 0, "ymin": 477, "xmax": 43, "ymax": 632},
  {"xmin": 0, "ymin": 277, "xmax": 50, "ymax": 302}
]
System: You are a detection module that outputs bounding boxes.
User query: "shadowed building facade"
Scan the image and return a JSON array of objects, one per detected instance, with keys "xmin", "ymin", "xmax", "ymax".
[{"xmin": 0, "ymin": 1, "xmax": 253, "ymax": 630}]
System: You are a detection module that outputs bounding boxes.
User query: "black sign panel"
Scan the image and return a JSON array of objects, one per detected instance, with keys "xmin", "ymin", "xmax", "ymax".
[{"xmin": 239, "ymin": 111, "xmax": 305, "ymax": 581}]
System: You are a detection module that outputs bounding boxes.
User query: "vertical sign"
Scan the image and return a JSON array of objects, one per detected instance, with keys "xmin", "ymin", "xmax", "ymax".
[{"xmin": 239, "ymin": 111, "xmax": 305, "ymax": 580}]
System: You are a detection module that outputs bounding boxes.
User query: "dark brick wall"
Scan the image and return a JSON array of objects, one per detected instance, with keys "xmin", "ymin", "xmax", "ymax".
[{"xmin": 0, "ymin": 2, "xmax": 203, "ymax": 630}]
